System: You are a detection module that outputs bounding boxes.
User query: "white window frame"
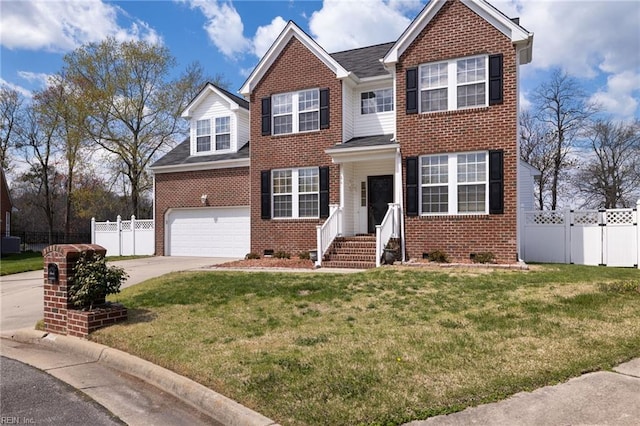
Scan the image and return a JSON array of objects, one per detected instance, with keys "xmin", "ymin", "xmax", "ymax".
[
  {"xmin": 272, "ymin": 89, "xmax": 319, "ymax": 135},
  {"xmin": 195, "ymin": 119, "xmax": 211, "ymax": 152},
  {"xmin": 272, "ymin": 167, "xmax": 319, "ymax": 219},
  {"xmin": 419, "ymin": 151, "xmax": 488, "ymax": 215},
  {"xmin": 214, "ymin": 116, "xmax": 231, "ymax": 151},
  {"xmin": 194, "ymin": 115, "xmax": 232, "ymax": 154},
  {"xmin": 360, "ymin": 88, "xmax": 394, "ymax": 114},
  {"xmin": 419, "ymin": 55, "xmax": 488, "ymax": 113}
]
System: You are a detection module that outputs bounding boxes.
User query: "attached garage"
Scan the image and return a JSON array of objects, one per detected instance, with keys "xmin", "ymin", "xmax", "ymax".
[{"xmin": 166, "ymin": 207, "xmax": 250, "ymax": 257}]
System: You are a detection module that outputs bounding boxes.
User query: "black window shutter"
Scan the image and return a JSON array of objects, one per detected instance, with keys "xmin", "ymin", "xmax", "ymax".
[
  {"xmin": 261, "ymin": 97, "xmax": 271, "ymax": 136},
  {"xmin": 319, "ymin": 166, "xmax": 330, "ymax": 218},
  {"xmin": 488, "ymin": 54, "xmax": 503, "ymax": 105},
  {"xmin": 261, "ymin": 170, "xmax": 271, "ymax": 219},
  {"xmin": 489, "ymin": 150, "xmax": 504, "ymax": 214},
  {"xmin": 320, "ymin": 89, "xmax": 330, "ymax": 129},
  {"xmin": 406, "ymin": 157, "xmax": 419, "ymax": 216},
  {"xmin": 406, "ymin": 67, "xmax": 418, "ymax": 114}
]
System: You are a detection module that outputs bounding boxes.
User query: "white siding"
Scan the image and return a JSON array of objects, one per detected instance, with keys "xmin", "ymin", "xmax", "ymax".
[
  {"xmin": 189, "ymin": 92, "xmax": 246, "ymax": 155},
  {"xmin": 353, "ymin": 81, "xmax": 395, "ymax": 138},
  {"xmin": 342, "ymin": 82, "xmax": 355, "ymax": 142},
  {"xmin": 342, "ymin": 159, "xmax": 395, "ymax": 235},
  {"xmin": 237, "ymin": 109, "xmax": 250, "ymax": 148}
]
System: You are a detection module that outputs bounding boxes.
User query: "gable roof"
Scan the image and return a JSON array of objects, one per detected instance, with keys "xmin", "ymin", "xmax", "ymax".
[
  {"xmin": 240, "ymin": 21, "xmax": 350, "ymax": 96},
  {"xmin": 384, "ymin": 0, "xmax": 533, "ymax": 65},
  {"xmin": 182, "ymin": 82, "xmax": 249, "ymax": 119},
  {"xmin": 330, "ymin": 42, "xmax": 395, "ymax": 80}
]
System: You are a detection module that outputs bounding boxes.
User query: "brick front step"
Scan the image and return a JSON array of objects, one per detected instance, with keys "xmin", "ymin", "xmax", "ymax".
[
  {"xmin": 322, "ymin": 260, "xmax": 376, "ymax": 269},
  {"xmin": 323, "ymin": 235, "xmax": 378, "ymax": 269}
]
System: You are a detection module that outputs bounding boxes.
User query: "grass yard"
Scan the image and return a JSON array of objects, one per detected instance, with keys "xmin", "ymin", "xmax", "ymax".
[
  {"xmin": 0, "ymin": 251, "xmax": 43, "ymax": 275},
  {"xmin": 0, "ymin": 253, "xmax": 150, "ymax": 276},
  {"xmin": 94, "ymin": 265, "xmax": 640, "ymax": 425}
]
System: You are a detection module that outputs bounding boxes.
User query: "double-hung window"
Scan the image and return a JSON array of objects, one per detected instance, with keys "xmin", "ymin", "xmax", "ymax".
[
  {"xmin": 215, "ymin": 116, "xmax": 231, "ymax": 150},
  {"xmin": 272, "ymin": 89, "xmax": 319, "ymax": 135},
  {"xmin": 420, "ymin": 152, "xmax": 488, "ymax": 215},
  {"xmin": 361, "ymin": 88, "xmax": 394, "ymax": 114},
  {"xmin": 419, "ymin": 55, "xmax": 487, "ymax": 112},
  {"xmin": 195, "ymin": 116, "xmax": 232, "ymax": 153},
  {"xmin": 196, "ymin": 119, "xmax": 211, "ymax": 152},
  {"xmin": 272, "ymin": 167, "xmax": 319, "ymax": 218}
]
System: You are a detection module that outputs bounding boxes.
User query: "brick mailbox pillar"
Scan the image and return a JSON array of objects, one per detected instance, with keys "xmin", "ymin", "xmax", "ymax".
[{"xmin": 42, "ymin": 244, "xmax": 127, "ymax": 338}]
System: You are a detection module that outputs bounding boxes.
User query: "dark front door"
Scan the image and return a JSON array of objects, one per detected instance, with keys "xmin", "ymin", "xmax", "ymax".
[{"xmin": 368, "ymin": 175, "xmax": 394, "ymax": 233}]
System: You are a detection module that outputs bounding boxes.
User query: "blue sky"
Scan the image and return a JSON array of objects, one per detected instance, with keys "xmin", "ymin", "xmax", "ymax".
[{"xmin": 1, "ymin": 0, "xmax": 639, "ymax": 120}]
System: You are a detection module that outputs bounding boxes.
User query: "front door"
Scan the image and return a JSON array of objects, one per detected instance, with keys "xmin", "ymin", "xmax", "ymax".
[{"xmin": 368, "ymin": 175, "xmax": 394, "ymax": 233}]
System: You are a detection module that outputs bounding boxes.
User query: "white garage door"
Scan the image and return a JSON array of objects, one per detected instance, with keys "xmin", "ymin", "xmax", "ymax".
[{"xmin": 167, "ymin": 207, "xmax": 250, "ymax": 257}]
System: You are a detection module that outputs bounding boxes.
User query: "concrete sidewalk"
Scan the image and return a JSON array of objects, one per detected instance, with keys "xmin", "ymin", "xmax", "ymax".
[
  {"xmin": 405, "ymin": 358, "xmax": 640, "ymax": 425},
  {"xmin": 1, "ymin": 329, "xmax": 277, "ymax": 426}
]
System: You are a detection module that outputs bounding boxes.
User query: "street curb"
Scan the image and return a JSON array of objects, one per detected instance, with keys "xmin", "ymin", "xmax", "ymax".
[{"xmin": 8, "ymin": 329, "xmax": 279, "ymax": 426}]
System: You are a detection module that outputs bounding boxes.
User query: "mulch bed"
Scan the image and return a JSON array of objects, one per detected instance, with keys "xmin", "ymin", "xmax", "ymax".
[{"xmin": 215, "ymin": 257, "xmax": 315, "ymax": 269}]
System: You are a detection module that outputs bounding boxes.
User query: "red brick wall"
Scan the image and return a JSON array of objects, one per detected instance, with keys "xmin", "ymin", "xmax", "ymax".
[
  {"xmin": 154, "ymin": 167, "xmax": 250, "ymax": 255},
  {"xmin": 396, "ymin": 0, "xmax": 520, "ymax": 263},
  {"xmin": 1, "ymin": 171, "xmax": 11, "ymax": 235},
  {"xmin": 249, "ymin": 37, "xmax": 342, "ymax": 256}
]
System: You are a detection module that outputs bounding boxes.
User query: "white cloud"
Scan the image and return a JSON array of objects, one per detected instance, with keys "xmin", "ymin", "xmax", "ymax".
[
  {"xmin": 252, "ymin": 16, "xmax": 288, "ymax": 58},
  {"xmin": 0, "ymin": 0, "xmax": 160, "ymax": 52},
  {"xmin": 490, "ymin": 1, "xmax": 640, "ymax": 78},
  {"xmin": 183, "ymin": 0, "xmax": 249, "ymax": 58},
  {"xmin": 0, "ymin": 78, "xmax": 33, "ymax": 98},
  {"xmin": 590, "ymin": 71, "xmax": 640, "ymax": 119},
  {"xmin": 308, "ymin": 0, "xmax": 412, "ymax": 52}
]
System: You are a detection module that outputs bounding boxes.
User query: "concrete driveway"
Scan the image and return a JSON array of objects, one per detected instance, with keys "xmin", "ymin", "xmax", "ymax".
[{"xmin": 0, "ymin": 256, "xmax": 236, "ymax": 335}]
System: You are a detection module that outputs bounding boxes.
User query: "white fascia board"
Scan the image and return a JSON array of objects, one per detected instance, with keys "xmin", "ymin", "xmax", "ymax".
[
  {"xmin": 182, "ymin": 84, "xmax": 240, "ymax": 118},
  {"xmin": 383, "ymin": 0, "xmax": 445, "ymax": 64},
  {"xmin": 383, "ymin": 0, "xmax": 533, "ymax": 65},
  {"xmin": 240, "ymin": 22, "xmax": 349, "ymax": 96},
  {"xmin": 150, "ymin": 158, "xmax": 250, "ymax": 174},
  {"xmin": 326, "ymin": 143, "xmax": 400, "ymax": 164}
]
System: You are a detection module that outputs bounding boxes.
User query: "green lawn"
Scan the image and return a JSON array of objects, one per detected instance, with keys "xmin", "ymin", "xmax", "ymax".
[
  {"xmin": 0, "ymin": 252, "xmax": 149, "ymax": 276},
  {"xmin": 0, "ymin": 252, "xmax": 44, "ymax": 275},
  {"xmin": 94, "ymin": 265, "xmax": 640, "ymax": 425}
]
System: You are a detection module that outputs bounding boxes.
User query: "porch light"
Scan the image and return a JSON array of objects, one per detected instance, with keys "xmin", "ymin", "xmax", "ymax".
[{"xmin": 200, "ymin": 194, "xmax": 208, "ymax": 204}]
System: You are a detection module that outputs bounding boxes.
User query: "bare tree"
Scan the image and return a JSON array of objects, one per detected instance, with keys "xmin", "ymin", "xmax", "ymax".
[
  {"xmin": 16, "ymin": 96, "xmax": 62, "ymax": 242},
  {"xmin": 573, "ymin": 119, "xmax": 640, "ymax": 208},
  {"xmin": 532, "ymin": 68, "xmax": 599, "ymax": 209},
  {"xmin": 36, "ymin": 75, "xmax": 90, "ymax": 238},
  {"xmin": 519, "ymin": 110, "xmax": 555, "ymax": 209},
  {"xmin": 0, "ymin": 87, "xmax": 25, "ymax": 171},
  {"xmin": 62, "ymin": 38, "xmax": 212, "ymax": 217}
]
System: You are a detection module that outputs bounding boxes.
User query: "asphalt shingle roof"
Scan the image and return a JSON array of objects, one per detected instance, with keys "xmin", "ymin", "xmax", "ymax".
[
  {"xmin": 330, "ymin": 42, "xmax": 395, "ymax": 79},
  {"xmin": 151, "ymin": 139, "xmax": 249, "ymax": 169},
  {"xmin": 332, "ymin": 134, "xmax": 396, "ymax": 149}
]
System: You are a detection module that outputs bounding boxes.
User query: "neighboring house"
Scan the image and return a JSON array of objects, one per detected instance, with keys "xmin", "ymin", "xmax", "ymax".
[
  {"xmin": 1, "ymin": 168, "xmax": 20, "ymax": 254},
  {"xmin": 150, "ymin": 83, "xmax": 251, "ymax": 257},
  {"xmin": 153, "ymin": 0, "xmax": 534, "ymax": 266},
  {"xmin": 1, "ymin": 168, "xmax": 12, "ymax": 237}
]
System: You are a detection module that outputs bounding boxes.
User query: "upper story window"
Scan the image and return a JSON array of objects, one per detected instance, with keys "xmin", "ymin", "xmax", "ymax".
[
  {"xmin": 272, "ymin": 89, "xmax": 319, "ymax": 135},
  {"xmin": 215, "ymin": 116, "xmax": 230, "ymax": 150},
  {"xmin": 420, "ymin": 151, "xmax": 488, "ymax": 215},
  {"xmin": 272, "ymin": 167, "xmax": 319, "ymax": 218},
  {"xmin": 196, "ymin": 119, "xmax": 211, "ymax": 152},
  {"xmin": 195, "ymin": 116, "xmax": 231, "ymax": 153},
  {"xmin": 419, "ymin": 55, "xmax": 487, "ymax": 113},
  {"xmin": 361, "ymin": 88, "xmax": 393, "ymax": 114}
]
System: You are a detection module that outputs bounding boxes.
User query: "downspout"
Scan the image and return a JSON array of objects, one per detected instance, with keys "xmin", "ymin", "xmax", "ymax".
[{"xmin": 515, "ymin": 44, "xmax": 523, "ymax": 262}]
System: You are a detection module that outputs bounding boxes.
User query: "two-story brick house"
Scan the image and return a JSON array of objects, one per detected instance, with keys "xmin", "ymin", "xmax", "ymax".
[{"xmin": 153, "ymin": 0, "xmax": 534, "ymax": 266}]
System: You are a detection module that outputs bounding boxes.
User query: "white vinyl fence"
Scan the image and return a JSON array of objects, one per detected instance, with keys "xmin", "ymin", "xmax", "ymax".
[
  {"xmin": 522, "ymin": 201, "xmax": 640, "ymax": 268},
  {"xmin": 91, "ymin": 215, "xmax": 155, "ymax": 256}
]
